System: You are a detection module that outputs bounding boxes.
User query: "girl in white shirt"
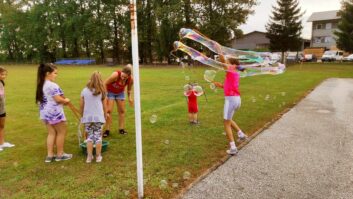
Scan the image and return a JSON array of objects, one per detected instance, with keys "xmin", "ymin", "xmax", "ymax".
[{"xmin": 80, "ymin": 71, "xmax": 107, "ymax": 163}]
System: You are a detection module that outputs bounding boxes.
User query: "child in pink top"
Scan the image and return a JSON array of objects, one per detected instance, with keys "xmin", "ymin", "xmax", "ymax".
[{"xmin": 214, "ymin": 56, "xmax": 248, "ymax": 155}]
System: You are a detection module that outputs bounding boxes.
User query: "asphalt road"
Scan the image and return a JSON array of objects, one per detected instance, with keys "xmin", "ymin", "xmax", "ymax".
[{"xmin": 183, "ymin": 78, "xmax": 353, "ymax": 199}]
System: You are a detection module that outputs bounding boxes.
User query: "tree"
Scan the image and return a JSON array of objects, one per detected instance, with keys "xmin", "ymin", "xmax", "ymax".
[
  {"xmin": 334, "ymin": 0, "xmax": 353, "ymax": 53},
  {"xmin": 196, "ymin": 0, "xmax": 257, "ymax": 45},
  {"xmin": 266, "ymin": 0, "xmax": 303, "ymax": 63}
]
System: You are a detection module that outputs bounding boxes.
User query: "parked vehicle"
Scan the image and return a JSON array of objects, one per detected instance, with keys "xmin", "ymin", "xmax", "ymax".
[
  {"xmin": 303, "ymin": 54, "xmax": 317, "ymax": 62},
  {"xmin": 321, "ymin": 50, "xmax": 344, "ymax": 62},
  {"xmin": 286, "ymin": 52, "xmax": 304, "ymax": 63},
  {"xmin": 342, "ymin": 54, "xmax": 353, "ymax": 62}
]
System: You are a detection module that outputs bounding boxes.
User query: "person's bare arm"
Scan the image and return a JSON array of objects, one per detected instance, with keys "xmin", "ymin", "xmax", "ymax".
[
  {"xmin": 79, "ymin": 96, "xmax": 84, "ymax": 116},
  {"xmin": 127, "ymin": 79, "xmax": 134, "ymax": 107},
  {"xmin": 104, "ymin": 72, "xmax": 119, "ymax": 86},
  {"xmin": 53, "ymin": 95, "xmax": 70, "ymax": 104}
]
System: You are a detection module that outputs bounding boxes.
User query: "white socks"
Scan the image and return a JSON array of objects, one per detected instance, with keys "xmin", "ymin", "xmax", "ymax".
[
  {"xmin": 230, "ymin": 141, "xmax": 237, "ymax": 150},
  {"xmin": 237, "ymin": 131, "xmax": 246, "ymax": 138}
]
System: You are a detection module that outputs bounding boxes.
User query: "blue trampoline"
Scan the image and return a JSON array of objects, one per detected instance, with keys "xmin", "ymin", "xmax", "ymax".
[{"xmin": 55, "ymin": 59, "xmax": 96, "ymax": 65}]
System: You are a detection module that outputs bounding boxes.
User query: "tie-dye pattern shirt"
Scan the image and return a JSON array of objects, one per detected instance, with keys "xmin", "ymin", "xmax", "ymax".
[{"xmin": 39, "ymin": 80, "xmax": 66, "ymax": 124}]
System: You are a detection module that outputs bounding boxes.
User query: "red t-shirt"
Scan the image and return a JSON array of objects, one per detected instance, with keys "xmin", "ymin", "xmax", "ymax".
[
  {"xmin": 106, "ymin": 71, "xmax": 133, "ymax": 94},
  {"xmin": 187, "ymin": 91, "xmax": 198, "ymax": 113}
]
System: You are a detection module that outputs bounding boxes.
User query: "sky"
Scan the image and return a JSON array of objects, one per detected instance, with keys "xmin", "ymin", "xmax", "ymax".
[{"xmin": 239, "ymin": 0, "xmax": 342, "ymax": 39}]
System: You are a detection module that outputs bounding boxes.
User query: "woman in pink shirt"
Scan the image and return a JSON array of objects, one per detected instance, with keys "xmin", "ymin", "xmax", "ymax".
[{"xmin": 214, "ymin": 55, "xmax": 247, "ymax": 155}]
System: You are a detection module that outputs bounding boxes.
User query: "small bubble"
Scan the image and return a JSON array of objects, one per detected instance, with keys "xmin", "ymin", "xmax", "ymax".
[
  {"xmin": 252, "ymin": 98, "xmax": 256, "ymax": 103},
  {"xmin": 164, "ymin": 140, "xmax": 170, "ymax": 145},
  {"xmin": 180, "ymin": 62, "xmax": 186, "ymax": 68},
  {"xmin": 159, "ymin": 180, "xmax": 168, "ymax": 189},
  {"xmin": 222, "ymin": 132, "xmax": 226, "ymax": 135},
  {"xmin": 265, "ymin": 94, "xmax": 270, "ymax": 101},
  {"xmin": 124, "ymin": 190, "xmax": 130, "ymax": 196},
  {"xmin": 61, "ymin": 166, "xmax": 65, "ymax": 169},
  {"xmin": 150, "ymin": 114, "xmax": 157, "ymax": 123},
  {"xmin": 13, "ymin": 162, "xmax": 18, "ymax": 167},
  {"xmin": 172, "ymin": 183, "xmax": 179, "ymax": 188},
  {"xmin": 185, "ymin": 76, "xmax": 190, "ymax": 81},
  {"xmin": 183, "ymin": 171, "xmax": 191, "ymax": 180},
  {"xmin": 281, "ymin": 92, "xmax": 286, "ymax": 96},
  {"xmin": 210, "ymin": 83, "xmax": 216, "ymax": 90}
]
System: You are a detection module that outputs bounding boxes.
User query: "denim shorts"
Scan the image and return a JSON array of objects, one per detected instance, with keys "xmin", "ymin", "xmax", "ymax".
[{"xmin": 107, "ymin": 91, "xmax": 125, "ymax": 100}]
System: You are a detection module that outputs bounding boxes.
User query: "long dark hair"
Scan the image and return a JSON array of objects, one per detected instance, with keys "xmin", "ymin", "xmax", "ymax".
[{"xmin": 35, "ymin": 63, "xmax": 57, "ymax": 104}]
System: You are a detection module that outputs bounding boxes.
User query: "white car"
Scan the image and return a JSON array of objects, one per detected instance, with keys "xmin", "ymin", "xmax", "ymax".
[
  {"xmin": 342, "ymin": 54, "xmax": 353, "ymax": 62},
  {"xmin": 321, "ymin": 50, "xmax": 344, "ymax": 62}
]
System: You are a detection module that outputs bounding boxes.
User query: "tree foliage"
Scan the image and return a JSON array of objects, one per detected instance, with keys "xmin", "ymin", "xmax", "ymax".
[
  {"xmin": 266, "ymin": 0, "xmax": 303, "ymax": 61},
  {"xmin": 0, "ymin": 0, "xmax": 256, "ymax": 63},
  {"xmin": 334, "ymin": 0, "xmax": 353, "ymax": 53}
]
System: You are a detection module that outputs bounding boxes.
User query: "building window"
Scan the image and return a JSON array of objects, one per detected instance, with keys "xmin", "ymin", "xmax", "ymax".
[
  {"xmin": 316, "ymin": 24, "xmax": 324, "ymax": 29},
  {"xmin": 326, "ymin": 23, "xmax": 332, "ymax": 29},
  {"xmin": 324, "ymin": 36, "xmax": 332, "ymax": 43},
  {"xmin": 314, "ymin": 37, "xmax": 324, "ymax": 43}
]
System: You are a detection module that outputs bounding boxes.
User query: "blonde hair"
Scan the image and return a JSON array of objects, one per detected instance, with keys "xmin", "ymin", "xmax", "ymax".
[
  {"xmin": 86, "ymin": 71, "xmax": 106, "ymax": 99},
  {"xmin": 0, "ymin": 66, "xmax": 7, "ymax": 73}
]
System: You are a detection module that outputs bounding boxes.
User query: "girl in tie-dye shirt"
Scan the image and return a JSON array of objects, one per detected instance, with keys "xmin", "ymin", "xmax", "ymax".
[{"xmin": 36, "ymin": 63, "xmax": 72, "ymax": 163}]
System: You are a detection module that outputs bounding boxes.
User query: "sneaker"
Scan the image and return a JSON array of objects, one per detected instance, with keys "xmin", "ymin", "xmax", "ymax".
[
  {"xmin": 103, "ymin": 130, "xmax": 110, "ymax": 137},
  {"xmin": 119, "ymin": 129, "xmax": 128, "ymax": 135},
  {"xmin": 226, "ymin": 148, "xmax": 238, "ymax": 155},
  {"xmin": 0, "ymin": 147, "xmax": 3, "ymax": 151},
  {"xmin": 0, "ymin": 142, "xmax": 15, "ymax": 148},
  {"xmin": 191, "ymin": 120, "xmax": 199, "ymax": 125},
  {"xmin": 86, "ymin": 155, "xmax": 93, "ymax": 163},
  {"xmin": 237, "ymin": 132, "xmax": 248, "ymax": 141},
  {"xmin": 96, "ymin": 155, "xmax": 103, "ymax": 163},
  {"xmin": 44, "ymin": 156, "xmax": 55, "ymax": 163},
  {"xmin": 55, "ymin": 153, "xmax": 73, "ymax": 161}
]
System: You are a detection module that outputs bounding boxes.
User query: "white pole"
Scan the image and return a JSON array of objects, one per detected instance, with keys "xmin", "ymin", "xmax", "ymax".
[{"xmin": 129, "ymin": 1, "xmax": 144, "ymax": 198}]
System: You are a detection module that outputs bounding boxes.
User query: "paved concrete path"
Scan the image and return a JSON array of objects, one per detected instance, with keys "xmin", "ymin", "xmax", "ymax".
[{"xmin": 183, "ymin": 78, "xmax": 353, "ymax": 199}]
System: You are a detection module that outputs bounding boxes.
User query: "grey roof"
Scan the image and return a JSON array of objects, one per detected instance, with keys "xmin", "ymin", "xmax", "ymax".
[{"xmin": 307, "ymin": 10, "xmax": 340, "ymax": 22}]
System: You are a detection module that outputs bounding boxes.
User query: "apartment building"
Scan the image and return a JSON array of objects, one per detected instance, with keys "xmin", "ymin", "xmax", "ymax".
[{"xmin": 307, "ymin": 10, "xmax": 341, "ymax": 49}]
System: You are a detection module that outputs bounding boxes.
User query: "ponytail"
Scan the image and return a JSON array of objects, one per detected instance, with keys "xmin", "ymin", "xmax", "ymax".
[{"xmin": 35, "ymin": 63, "xmax": 57, "ymax": 104}]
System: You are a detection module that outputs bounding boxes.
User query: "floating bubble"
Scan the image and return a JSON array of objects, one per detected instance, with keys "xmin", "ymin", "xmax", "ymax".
[
  {"xmin": 281, "ymin": 92, "xmax": 286, "ymax": 96},
  {"xmin": 265, "ymin": 94, "xmax": 270, "ymax": 101},
  {"xmin": 204, "ymin": 70, "xmax": 217, "ymax": 82},
  {"xmin": 180, "ymin": 61, "xmax": 186, "ymax": 68},
  {"xmin": 222, "ymin": 132, "xmax": 226, "ymax": 135},
  {"xmin": 159, "ymin": 180, "xmax": 168, "ymax": 189},
  {"xmin": 184, "ymin": 84, "xmax": 192, "ymax": 92},
  {"xmin": 193, "ymin": 86, "xmax": 203, "ymax": 96},
  {"xmin": 150, "ymin": 114, "xmax": 157, "ymax": 124},
  {"xmin": 13, "ymin": 162, "xmax": 18, "ymax": 167},
  {"xmin": 183, "ymin": 171, "xmax": 191, "ymax": 180},
  {"xmin": 61, "ymin": 165, "xmax": 65, "ymax": 169},
  {"xmin": 164, "ymin": 140, "xmax": 170, "ymax": 145},
  {"xmin": 252, "ymin": 97, "xmax": 256, "ymax": 103},
  {"xmin": 185, "ymin": 76, "xmax": 190, "ymax": 81},
  {"xmin": 172, "ymin": 183, "xmax": 179, "ymax": 188},
  {"xmin": 124, "ymin": 190, "xmax": 130, "ymax": 196},
  {"xmin": 210, "ymin": 83, "xmax": 216, "ymax": 90}
]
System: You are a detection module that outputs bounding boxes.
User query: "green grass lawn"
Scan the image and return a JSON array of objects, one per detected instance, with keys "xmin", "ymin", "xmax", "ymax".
[{"xmin": 0, "ymin": 63, "xmax": 353, "ymax": 198}]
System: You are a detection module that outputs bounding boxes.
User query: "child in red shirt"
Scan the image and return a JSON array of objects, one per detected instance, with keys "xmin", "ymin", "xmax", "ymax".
[{"xmin": 184, "ymin": 84, "xmax": 203, "ymax": 124}]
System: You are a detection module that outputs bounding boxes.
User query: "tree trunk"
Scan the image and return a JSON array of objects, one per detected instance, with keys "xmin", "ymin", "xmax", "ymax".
[{"xmin": 113, "ymin": 17, "xmax": 120, "ymax": 63}]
